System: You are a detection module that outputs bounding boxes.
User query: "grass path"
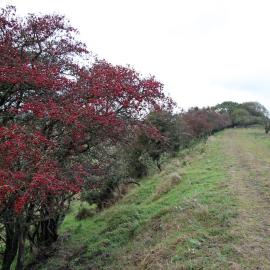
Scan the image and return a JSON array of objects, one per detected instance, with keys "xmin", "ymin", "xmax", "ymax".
[
  {"xmin": 222, "ymin": 128, "xmax": 270, "ymax": 269},
  {"xmin": 39, "ymin": 128, "xmax": 270, "ymax": 270}
]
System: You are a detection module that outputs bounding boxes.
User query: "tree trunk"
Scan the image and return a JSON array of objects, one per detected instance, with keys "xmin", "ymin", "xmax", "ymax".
[
  {"xmin": 15, "ymin": 228, "xmax": 26, "ymax": 270},
  {"xmin": 156, "ymin": 160, "xmax": 162, "ymax": 172},
  {"xmin": 2, "ymin": 222, "xmax": 20, "ymax": 270},
  {"xmin": 37, "ymin": 218, "xmax": 58, "ymax": 247}
]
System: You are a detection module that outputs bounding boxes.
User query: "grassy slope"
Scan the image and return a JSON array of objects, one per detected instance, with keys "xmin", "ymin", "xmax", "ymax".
[
  {"xmin": 39, "ymin": 127, "xmax": 270, "ymax": 270},
  {"xmin": 41, "ymin": 129, "xmax": 242, "ymax": 270}
]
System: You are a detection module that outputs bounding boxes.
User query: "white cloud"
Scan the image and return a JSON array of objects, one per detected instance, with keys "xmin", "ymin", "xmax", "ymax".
[{"xmin": 2, "ymin": 0, "xmax": 270, "ymax": 110}]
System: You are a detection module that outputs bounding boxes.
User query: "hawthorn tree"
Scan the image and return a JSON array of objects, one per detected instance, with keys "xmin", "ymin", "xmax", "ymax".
[
  {"xmin": 131, "ymin": 111, "xmax": 181, "ymax": 172},
  {"xmin": 0, "ymin": 6, "xmax": 173, "ymax": 269},
  {"xmin": 183, "ymin": 107, "xmax": 231, "ymax": 139},
  {"xmin": 203, "ymin": 109, "xmax": 231, "ymax": 133},
  {"xmin": 183, "ymin": 108, "xmax": 212, "ymax": 138}
]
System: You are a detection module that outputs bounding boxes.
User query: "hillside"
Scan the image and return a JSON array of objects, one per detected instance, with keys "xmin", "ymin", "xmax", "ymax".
[{"xmin": 33, "ymin": 127, "xmax": 270, "ymax": 270}]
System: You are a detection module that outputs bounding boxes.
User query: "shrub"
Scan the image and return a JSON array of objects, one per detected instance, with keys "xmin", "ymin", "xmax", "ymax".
[
  {"xmin": 76, "ymin": 207, "xmax": 95, "ymax": 220},
  {"xmin": 231, "ymin": 108, "xmax": 251, "ymax": 127}
]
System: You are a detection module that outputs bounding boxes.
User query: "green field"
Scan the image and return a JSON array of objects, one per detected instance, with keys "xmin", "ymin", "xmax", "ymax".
[{"xmin": 37, "ymin": 127, "xmax": 270, "ymax": 269}]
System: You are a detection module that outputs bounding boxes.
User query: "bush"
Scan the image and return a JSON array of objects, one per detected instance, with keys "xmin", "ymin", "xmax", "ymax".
[
  {"xmin": 182, "ymin": 108, "xmax": 231, "ymax": 138},
  {"xmin": 215, "ymin": 101, "xmax": 269, "ymax": 127},
  {"xmin": 231, "ymin": 108, "xmax": 251, "ymax": 127},
  {"xmin": 76, "ymin": 207, "xmax": 95, "ymax": 220},
  {"xmin": 81, "ymin": 146, "xmax": 129, "ymax": 210},
  {"xmin": 124, "ymin": 148, "xmax": 152, "ymax": 178}
]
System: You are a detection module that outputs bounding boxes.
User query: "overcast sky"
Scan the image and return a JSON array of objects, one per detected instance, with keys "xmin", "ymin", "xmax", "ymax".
[{"xmin": 2, "ymin": 0, "xmax": 270, "ymax": 110}]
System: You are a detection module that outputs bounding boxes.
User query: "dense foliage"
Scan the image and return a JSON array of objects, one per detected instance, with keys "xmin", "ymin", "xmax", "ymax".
[
  {"xmin": 214, "ymin": 101, "xmax": 269, "ymax": 128},
  {"xmin": 115, "ymin": 108, "xmax": 231, "ymax": 180},
  {"xmin": 0, "ymin": 6, "xmax": 172, "ymax": 269}
]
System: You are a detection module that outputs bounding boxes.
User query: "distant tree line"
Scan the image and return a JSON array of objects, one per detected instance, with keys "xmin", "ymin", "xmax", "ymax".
[{"xmin": 214, "ymin": 101, "xmax": 269, "ymax": 129}]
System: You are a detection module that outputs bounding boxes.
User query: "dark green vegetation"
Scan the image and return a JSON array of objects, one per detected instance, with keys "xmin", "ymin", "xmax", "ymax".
[
  {"xmin": 33, "ymin": 127, "xmax": 270, "ymax": 270},
  {"xmin": 215, "ymin": 101, "xmax": 269, "ymax": 128}
]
